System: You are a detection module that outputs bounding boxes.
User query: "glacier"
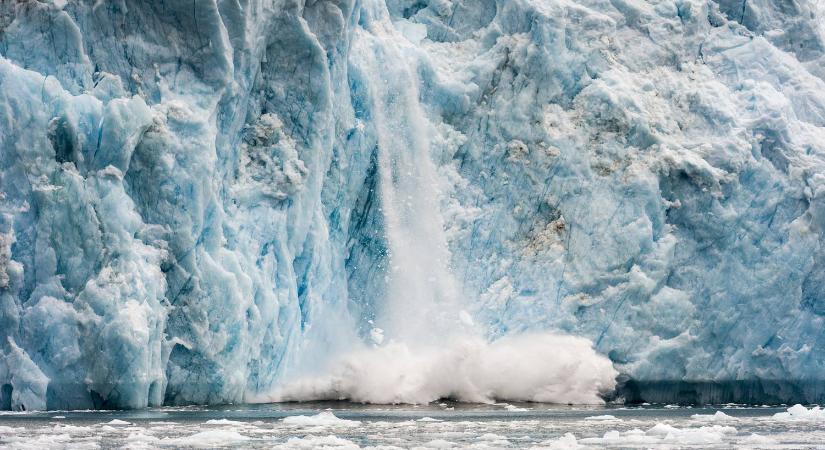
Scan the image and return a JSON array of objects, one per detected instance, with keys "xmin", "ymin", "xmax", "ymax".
[{"xmin": 0, "ymin": 0, "xmax": 824, "ymax": 410}]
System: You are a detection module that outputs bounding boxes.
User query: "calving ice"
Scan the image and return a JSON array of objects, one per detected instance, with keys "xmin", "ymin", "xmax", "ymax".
[{"xmin": 1, "ymin": 0, "xmax": 824, "ymax": 411}]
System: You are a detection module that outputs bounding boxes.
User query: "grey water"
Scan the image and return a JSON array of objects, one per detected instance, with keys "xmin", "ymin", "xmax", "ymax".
[{"xmin": 1, "ymin": 402, "xmax": 824, "ymax": 448}]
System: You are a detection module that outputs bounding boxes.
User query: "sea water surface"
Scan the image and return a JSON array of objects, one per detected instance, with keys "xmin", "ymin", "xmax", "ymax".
[{"xmin": 1, "ymin": 402, "xmax": 824, "ymax": 449}]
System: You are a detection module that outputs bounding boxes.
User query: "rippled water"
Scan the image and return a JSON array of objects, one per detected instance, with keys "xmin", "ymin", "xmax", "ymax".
[{"xmin": 1, "ymin": 402, "xmax": 824, "ymax": 449}]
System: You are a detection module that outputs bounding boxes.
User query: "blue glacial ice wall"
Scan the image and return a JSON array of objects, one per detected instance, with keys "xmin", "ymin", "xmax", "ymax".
[{"xmin": 0, "ymin": 0, "xmax": 824, "ymax": 410}]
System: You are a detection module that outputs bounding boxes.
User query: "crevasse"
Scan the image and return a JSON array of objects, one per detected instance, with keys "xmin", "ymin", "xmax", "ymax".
[{"xmin": 0, "ymin": 0, "xmax": 824, "ymax": 410}]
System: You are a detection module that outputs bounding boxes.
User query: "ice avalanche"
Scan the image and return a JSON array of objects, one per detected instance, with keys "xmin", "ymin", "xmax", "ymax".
[{"xmin": 0, "ymin": 0, "xmax": 824, "ymax": 410}]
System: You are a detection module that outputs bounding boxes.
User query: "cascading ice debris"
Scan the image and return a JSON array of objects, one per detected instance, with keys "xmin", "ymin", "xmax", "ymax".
[{"xmin": 0, "ymin": 0, "xmax": 823, "ymax": 410}]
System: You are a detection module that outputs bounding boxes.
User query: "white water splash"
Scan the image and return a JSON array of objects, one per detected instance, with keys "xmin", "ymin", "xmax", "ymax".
[
  {"xmin": 263, "ymin": 0, "xmax": 617, "ymax": 405},
  {"xmin": 267, "ymin": 333, "xmax": 617, "ymax": 405}
]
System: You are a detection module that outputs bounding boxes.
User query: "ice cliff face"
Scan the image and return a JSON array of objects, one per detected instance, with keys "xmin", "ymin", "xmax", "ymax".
[{"xmin": 0, "ymin": 0, "xmax": 824, "ymax": 410}]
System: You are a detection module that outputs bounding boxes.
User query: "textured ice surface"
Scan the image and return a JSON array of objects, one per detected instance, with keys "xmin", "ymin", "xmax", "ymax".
[{"xmin": 0, "ymin": 0, "xmax": 824, "ymax": 409}]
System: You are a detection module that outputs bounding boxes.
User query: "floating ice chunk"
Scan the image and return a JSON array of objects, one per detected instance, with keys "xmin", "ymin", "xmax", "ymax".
[
  {"xmin": 458, "ymin": 310, "xmax": 474, "ymax": 327},
  {"xmin": 741, "ymin": 433, "xmax": 777, "ymax": 445},
  {"xmin": 690, "ymin": 411, "xmax": 737, "ymax": 422},
  {"xmin": 1, "ymin": 433, "xmax": 76, "ymax": 449},
  {"xmin": 273, "ymin": 435, "xmax": 360, "ymax": 449},
  {"xmin": 420, "ymin": 439, "xmax": 455, "ymax": 448},
  {"xmin": 579, "ymin": 429, "xmax": 657, "ymax": 445},
  {"xmin": 580, "ymin": 424, "xmax": 737, "ymax": 446},
  {"xmin": 281, "ymin": 411, "xmax": 361, "ymax": 427},
  {"xmin": 161, "ymin": 430, "xmax": 250, "ymax": 447},
  {"xmin": 584, "ymin": 415, "xmax": 619, "ymax": 421},
  {"xmin": 660, "ymin": 425, "xmax": 737, "ymax": 444},
  {"xmin": 530, "ymin": 433, "xmax": 580, "ymax": 449},
  {"xmin": 125, "ymin": 432, "xmax": 161, "ymax": 449},
  {"xmin": 772, "ymin": 404, "xmax": 825, "ymax": 421},
  {"xmin": 204, "ymin": 418, "xmax": 246, "ymax": 426},
  {"xmin": 504, "ymin": 404, "xmax": 529, "ymax": 412},
  {"xmin": 53, "ymin": 424, "xmax": 95, "ymax": 433},
  {"xmin": 370, "ymin": 328, "xmax": 385, "ymax": 345},
  {"xmin": 478, "ymin": 433, "xmax": 508, "ymax": 440},
  {"xmin": 104, "ymin": 419, "xmax": 131, "ymax": 426}
]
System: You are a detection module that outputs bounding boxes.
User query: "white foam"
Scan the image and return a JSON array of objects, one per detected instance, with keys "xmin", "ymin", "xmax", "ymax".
[
  {"xmin": 281, "ymin": 411, "xmax": 361, "ymax": 427},
  {"xmin": 264, "ymin": 333, "xmax": 616, "ymax": 404}
]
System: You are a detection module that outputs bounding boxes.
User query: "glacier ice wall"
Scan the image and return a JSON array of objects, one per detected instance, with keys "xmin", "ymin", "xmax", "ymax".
[{"xmin": 0, "ymin": 0, "xmax": 824, "ymax": 410}]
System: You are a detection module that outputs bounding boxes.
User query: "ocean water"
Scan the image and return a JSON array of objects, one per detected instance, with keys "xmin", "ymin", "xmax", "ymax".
[{"xmin": 1, "ymin": 403, "xmax": 824, "ymax": 449}]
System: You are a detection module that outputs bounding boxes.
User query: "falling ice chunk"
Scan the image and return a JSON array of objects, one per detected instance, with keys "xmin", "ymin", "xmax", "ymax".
[
  {"xmin": 459, "ymin": 310, "xmax": 474, "ymax": 326},
  {"xmin": 370, "ymin": 328, "xmax": 385, "ymax": 345}
]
